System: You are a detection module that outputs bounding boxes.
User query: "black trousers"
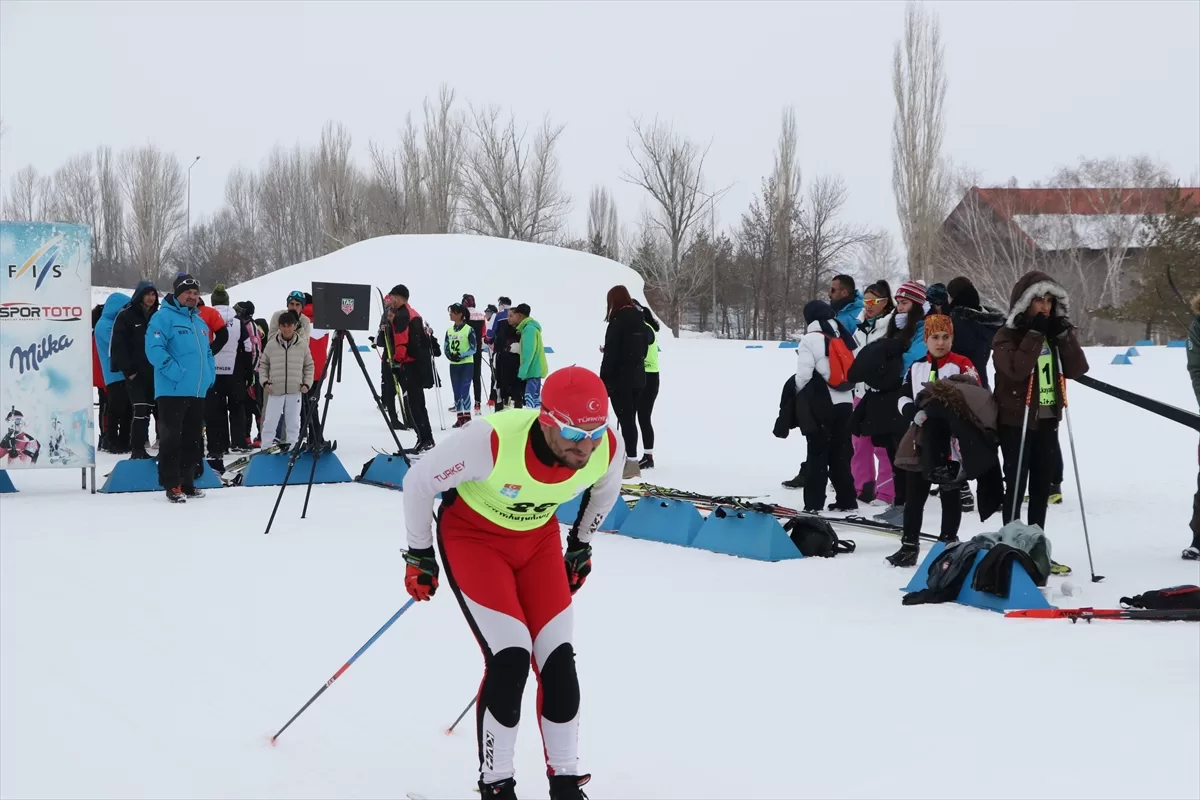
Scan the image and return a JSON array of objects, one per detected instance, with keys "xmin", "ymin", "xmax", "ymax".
[
  {"xmin": 97, "ymin": 387, "xmax": 109, "ymax": 445},
  {"xmin": 608, "ymin": 384, "xmax": 642, "ymax": 459},
  {"xmin": 471, "ymin": 351, "xmax": 483, "ymax": 406},
  {"xmin": 157, "ymin": 396, "xmax": 204, "ymax": 490},
  {"xmin": 803, "ymin": 403, "xmax": 856, "ymax": 512},
  {"xmin": 999, "ymin": 422, "xmax": 1059, "ymax": 530},
  {"xmin": 399, "ymin": 367, "xmax": 433, "ymax": 444},
  {"xmin": 380, "ymin": 356, "xmax": 403, "ymax": 420},
  {"xmin": 638, "ymin": 372, "xmax": 660, "ymax": 452},
  {"xmin": 903, "ymin": 471, "xmax": 963, "ymax": 544},
  {"xmin": 205, "ymin": 374, "xmax": 247, "ymax": 457},
  {"xmin": 126, "ymin": 371, "xmax": 156, "ymax": 454},
  {"xmin": 1191, "ymin": 461, "xmax": 1200, "ymax": 549},
  {"xmin": 105, "ymin": 380, "xmax": 131, "ymax": 451},
  {"xmin": 497, "ymin": 353, "xmax": 520, "ymax": 406}
]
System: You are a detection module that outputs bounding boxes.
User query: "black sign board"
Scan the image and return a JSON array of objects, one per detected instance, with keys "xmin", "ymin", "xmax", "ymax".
[{"xmin": 311, "ymin": 282, "xmax": 372, "ymax": 331}]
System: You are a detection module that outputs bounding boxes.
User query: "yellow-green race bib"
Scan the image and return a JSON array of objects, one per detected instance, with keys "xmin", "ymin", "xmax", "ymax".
[{"xmin": 1037, "ymin": 345, "xmax": 1055, "ymax": 406}]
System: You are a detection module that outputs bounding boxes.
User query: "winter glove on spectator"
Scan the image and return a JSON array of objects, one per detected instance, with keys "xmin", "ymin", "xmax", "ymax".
[
  {"xmin": 564, "ymin": 535, "xmax": 592, "ymax": 595},
  {"xmin": 403, "ymin": 547, "xmax": 439, "ymax": 601},
  {"xmin": 1047, "ymin": 314, "xmax": 1072, "ymax": 340},
  {"xmin": 509, "ymin": 342, "xmax": 521, "ymax": 354},
  {"xmin": 1027, "ymin": 312, "xmax": 1050, "ymax": 335}
]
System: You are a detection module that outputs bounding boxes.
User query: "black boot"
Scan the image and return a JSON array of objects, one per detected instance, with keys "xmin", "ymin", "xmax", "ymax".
[
  {"xmin": 638, "ymin": 453, "xmax": 655, "ymax": 469},
  {"xmin": 857, "ymin": 481, "xmax": 876, "ymax": 504},
  {"xmin": 478, "ymin": 777, "xmax": 517, "ymax": 799},
  {"xmin": 959, "ymin": 483, "xmax": 975, "ymax": 513},
  {"xmin": 548, "ymin": 774, "xmax": 591, "ymax": 800},
  {"xmin": 782, "ymin": 471, "xmax": 805, "ymax": 489},
  {"xmin": 886, "ymin": 541, "xmax": 920, "ymax": 567}
]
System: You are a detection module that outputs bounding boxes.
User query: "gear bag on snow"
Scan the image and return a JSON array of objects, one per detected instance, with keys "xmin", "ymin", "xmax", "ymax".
[
  {"xmin": 1120, "ymin": 585, "xmax": 1200, "ymax": 611},
  {"xmin": 902, "ymin": 540, "xmax": 984, "ymax": 605},
  {"xmin": 784, "ymin": 516, "xmax": 856, "ymax": 557}
]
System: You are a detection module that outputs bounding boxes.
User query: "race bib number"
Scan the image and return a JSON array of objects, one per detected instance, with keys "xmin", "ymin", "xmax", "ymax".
[{"xmin": 1037, "ymin": 346, "xmax": 1055, "ymax": 406}]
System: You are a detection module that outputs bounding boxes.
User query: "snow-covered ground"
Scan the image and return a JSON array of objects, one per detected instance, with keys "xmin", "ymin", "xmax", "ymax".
[{"xmin": 4, "ymin": 238, "xmax": 1198, "ymax": 799}]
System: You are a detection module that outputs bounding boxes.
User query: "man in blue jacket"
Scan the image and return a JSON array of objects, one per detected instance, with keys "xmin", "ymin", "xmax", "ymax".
[
  {"xmin": 145, "ymin": 274, "xmax": 216, "ymax": 502},
  {"xmin": 830, "ymin": 274, "xmax": 865, "ymax": 333},
  {"xmin": 95, "ymin": 291, "xmax": 132, "ymax": 453}
]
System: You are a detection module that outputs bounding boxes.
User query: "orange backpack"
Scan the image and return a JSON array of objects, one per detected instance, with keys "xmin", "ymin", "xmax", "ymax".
[{"xmin": 824, "ymin": 334, "xmax": 855, "ymax": 391}]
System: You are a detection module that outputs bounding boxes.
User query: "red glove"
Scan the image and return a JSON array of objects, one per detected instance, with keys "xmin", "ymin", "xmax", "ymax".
[{"xmin": 404, "ymin": 548, "xmax": 439, "ymax": 601}]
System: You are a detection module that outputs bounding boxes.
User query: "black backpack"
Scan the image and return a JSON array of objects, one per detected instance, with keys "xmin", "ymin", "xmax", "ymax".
[
  {"xmin": 784, "ymin": 517, "xmax": 856, "ymax": 558},
  {"xmin": 1120, "ymin": 585, "xmax": 1200, "ymax": 611}
]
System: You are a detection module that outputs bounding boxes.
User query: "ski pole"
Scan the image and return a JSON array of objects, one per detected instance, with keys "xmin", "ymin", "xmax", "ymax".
[
  {"xmin": 270, "ymin": 599, "xmax": 417, "ymax": 744},
  {"xmin": 1010, "ymin": 374, "xmax": 1035, "ymax": 522},
  {"xmin": 445, "ymin": 695, "xmax": 476, "ymax": 735},
  {"xmin": 1057, "ymin": 361, "xmax": 1104, "ymax": 583}
]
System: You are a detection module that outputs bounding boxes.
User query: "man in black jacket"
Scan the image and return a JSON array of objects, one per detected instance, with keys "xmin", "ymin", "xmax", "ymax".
[
  {"xmin": 462, "ymin": 293, "xmax": 487, "ymax": 414},
  {"xmin": 109, "ymin": 281, "xmax": 160, "ymax": 459},
  {"xmin": 384, "ymin": 284, "xmax": 434, "ymax": 453}
]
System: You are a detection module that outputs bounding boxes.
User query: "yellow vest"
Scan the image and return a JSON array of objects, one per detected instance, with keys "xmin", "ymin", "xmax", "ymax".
[{"xmin": 456, "ymin": 409, "xmax": 611, "ymax": 530}]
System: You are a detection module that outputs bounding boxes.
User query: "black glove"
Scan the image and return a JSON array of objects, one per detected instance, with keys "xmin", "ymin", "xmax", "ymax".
[
  {"xmin": 564, "ymin": 535, "xmax": 592, "ymax": 595},
  {"xmin": 1027, "ymin": 313, "xmax": 1050, "ymax": 334},
  {"xmin": 390, "ymin": 361, "xmax": 404, "ymax": 376},
  {"xmin": 1047, "ymin": 314, "xmax": 1072, "ymax": 340}
]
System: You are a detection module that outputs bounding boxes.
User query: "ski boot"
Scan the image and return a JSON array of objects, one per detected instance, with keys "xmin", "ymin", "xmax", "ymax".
[
  {"xmin": 1182, "ymin": 546, "xmax": 1200, "ymax": 561},
  {"xmin": 782, "ymin": 471, "xmax": 805, "ymax": 489},
  {"xmin": 548, "ymin": 773, "xmax": 591, "ymax": 800},
  {"xmin": 959, "ymin": 483, "xmax": 975, "ymax": 513},
  {"xmin": 873, "ymin": 504, "xmax": 905, "ymax": 527},
  {"xmin": 886, "ymin": 541, "xmax": 920, "ymax": 567},
  {"xmin": 183, "ymin": 485, "xmax": 205, "ymax": 499},
  {"xmin": 166, "ymin": 486, "xmax": 186, "ymax": 504},
  {"xmin": 474, "ymin": 402, "xmax": 482, "ymax": 416},
  {"xmin": 828, "ymin": 500, "xmax": 858, "ymax": 512},
  {"xmin": 857, "ymin": 481, "xmax": 876, "ymax": 505},
  {"xmin": 453, "ymin": 413, "xmax": 470, "ymax": 428},
  {"xmin": 622, "ymin": 458, "xmax": 641, "ymax": 481},
  {"xmin": 1050, "ymin": 561, "xmax": 1072, "ymax": 576},
  {"xmin": 1048, "ymin": 483, "xmax": 1064, "ymax": 505},
  {"xmin": 638, "ymin": 452, "xmax": 655, "ymax": 470},
  {"xmin": 478, "ymin": 777, "xmax": 517, "ymax": 799}
]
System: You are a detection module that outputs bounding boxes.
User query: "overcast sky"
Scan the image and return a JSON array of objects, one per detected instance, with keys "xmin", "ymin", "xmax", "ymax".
[{"xmin": 2, "ymin": 0, "xmax": 1198, "ymax": 253}]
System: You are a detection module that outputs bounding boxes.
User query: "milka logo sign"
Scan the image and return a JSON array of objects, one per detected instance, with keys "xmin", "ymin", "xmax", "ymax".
[{"xmin": 9, "ymin": 334, "xmax": 73, "ymax": 375}]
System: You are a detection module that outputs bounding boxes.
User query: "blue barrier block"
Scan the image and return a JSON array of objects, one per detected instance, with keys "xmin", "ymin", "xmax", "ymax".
[
  {"xmin": 544, "ymin": 346, "xmax": 554, "ymax": 354},
  {"xmin": 555, "ymin": 494, "xmax": 631, "ymax": 531},
  {"xmin": 616, "ymin": 497, "xmax": 705, "ymax": 547},
  {"xmin": 779, "ymin": 341, "xmax": 799, "ymax": 349},
  {"xmin": 1126, "ymin": 347, "xmax": 1139, "ymax": 357},
  {"xmin": 356, "ymin": 453, "xmax": 414, "ymax": 491},
  {"xmin": 1135, "ymin": 339, "xmax": 1154, "ymax": 347},
  {"xmin": 357, "ymin": 345, "xmax": 371, "ymax": 352},
  {"xmin": 242, "ymin": 451, "xmax": 352, "ymax": 487},
  {"xmin": 0, "ymin": 470, "xmax": 15, "ymax": 493},
  {"xmin": 691, "ymin": 507, "xmax": 802, "ymax": 561},
  {"xmin": 1167, "ymin": 340, "xmax": 1186, "ymax": 348},
  {"xmin": 900, "ymin": 541, "xmax": 1052, "ymax": 612},
  {"xmin": 745, "ymin": 345, "xmax": 763, "ymax": 349},
  {"xmin": 100, "ymin": 459, "xmax": 224, "ymax": 494},
  {"xmin": 1111, "ymin": 354, "xmax": 1132, "ymax": 365}
]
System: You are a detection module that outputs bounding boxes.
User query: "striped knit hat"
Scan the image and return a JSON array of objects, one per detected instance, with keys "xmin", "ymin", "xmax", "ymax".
[{"xmin": 895, "ymin": 280, "xmax": 927, "ymax": 305}]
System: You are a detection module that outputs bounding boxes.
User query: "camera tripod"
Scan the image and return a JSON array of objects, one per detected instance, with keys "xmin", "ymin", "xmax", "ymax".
[{"xmin": 264, "ymin": 329, "xmax": 410, "ymax": 535}]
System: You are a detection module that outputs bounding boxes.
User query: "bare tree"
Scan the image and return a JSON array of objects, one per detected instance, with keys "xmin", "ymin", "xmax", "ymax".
[
  {"xmin": 96, "ymin": 145, "xmax": 126, "ymax": 278},
  {"xmin": 316, "ymin": 121, "xmax": 361, "ymax": 249},
  {"xmin": 621, "ymin": 117, "xmax": 712, "ymax": 332},
  {"xmin": 422, "ymin": 84, "xmax": 464, "ymax": 233},
  {"xmin": 891, "ymin": 0, "xmax": 949, "ymax": 283},
  {"xmin": 799, "ymin": 175, "xmax": 874, "ymax": 299},
  {"xmin": 3, "ymin": 165, "xmax": 46, "ymax": 221},
  {"xmin": 586, "ymin": 185, "xmax": 620, "ymax": 259},
  {"xmin": 770, "ymin": 107, "xmax": 803, "ymax": 330},
  {"xmin": 459, "ymin": 106, "xmax": 570, "ymax": 242},
  {"xmin": 50, "ymin": 153, "xmax": 100, "ymax": 237},
  {"xmin": 120, "ymin": 144, "xmax": 185, "ymax": 280},
  {"xmin": 257, "ymin": 143, "xmax": 321, "ymax": 271},
  {"xmin": 856, "ymin": 229, "xmax": 908, "ymax": 290}
]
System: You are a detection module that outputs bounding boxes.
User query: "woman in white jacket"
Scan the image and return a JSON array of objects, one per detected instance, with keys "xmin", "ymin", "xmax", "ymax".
[
  {"xmin": 793, "ymin": 300, "xmax": 858, "ymax": 513},
  {"xmin": 851, "ymin": 281, "xmax": 896, "ymax": 505}
]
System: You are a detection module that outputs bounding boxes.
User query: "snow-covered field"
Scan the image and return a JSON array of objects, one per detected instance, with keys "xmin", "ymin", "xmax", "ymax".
[{"xmin": 3, "ymin": 238, "xmax": 1198, "ymax": 799}]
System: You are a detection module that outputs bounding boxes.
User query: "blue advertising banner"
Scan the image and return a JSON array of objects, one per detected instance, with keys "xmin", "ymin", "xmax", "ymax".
[{"xmin": 0, "ymin": 222, "xmax": 95, "ymax": 469}]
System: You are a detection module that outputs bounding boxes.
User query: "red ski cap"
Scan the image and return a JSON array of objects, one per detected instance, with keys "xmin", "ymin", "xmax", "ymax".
[{"xmin": 540, "ymin": 366, "xmax": 608, "ymax": 428}]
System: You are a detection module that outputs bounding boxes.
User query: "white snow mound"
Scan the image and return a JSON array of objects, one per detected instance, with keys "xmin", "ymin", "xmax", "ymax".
[{"xmin": 217, "ymin": 235, "xmax": 660, "ymax": 364}]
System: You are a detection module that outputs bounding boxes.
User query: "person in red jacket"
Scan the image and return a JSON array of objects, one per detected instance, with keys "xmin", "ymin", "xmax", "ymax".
[
  {"xmin": 300, "ymin": 298, "xmax": 330, "ymax": 442},
  {"xmin": 92, "ymin": 305, "xmax": 109, "ymax": 450},
  {"xmin": 383, "ymin": 284, "xmax": 435, "ymax": 452}
]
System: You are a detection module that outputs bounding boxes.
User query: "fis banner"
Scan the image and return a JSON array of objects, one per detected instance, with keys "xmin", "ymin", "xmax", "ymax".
[{"xmin": 0, "ymin": 221, "xmax": 95, "ymax": 469}]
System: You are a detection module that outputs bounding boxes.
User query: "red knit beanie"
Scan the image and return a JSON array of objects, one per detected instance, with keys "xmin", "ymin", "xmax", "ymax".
[{"xmin": 895, "ymin": 281, "xmax": 927, "ymax": 305}]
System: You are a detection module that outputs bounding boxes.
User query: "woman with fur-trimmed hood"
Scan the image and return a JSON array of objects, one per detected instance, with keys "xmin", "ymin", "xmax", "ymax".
[
  {"xmin": 1184, "ymin": 294, "xmax": 1200, "ymax": 561},
  {"xmin": 991, "ymin": 270, "xmax": 1088, "ymax": 533}
]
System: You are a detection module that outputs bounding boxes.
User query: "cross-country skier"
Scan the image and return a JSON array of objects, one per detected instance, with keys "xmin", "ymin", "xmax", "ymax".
[{"xmin": 400, "ymin": 365, "xmax": 623, "ymax": 800}]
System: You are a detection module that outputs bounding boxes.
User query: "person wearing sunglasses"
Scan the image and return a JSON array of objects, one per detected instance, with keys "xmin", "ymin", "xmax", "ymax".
[
  {"xmin": 267, "ymin": 290, "xmax": 312, "ymax": 343},
  {"xmin": 399, "ymin": 365, "xmax": 621, "ymax": 800}
]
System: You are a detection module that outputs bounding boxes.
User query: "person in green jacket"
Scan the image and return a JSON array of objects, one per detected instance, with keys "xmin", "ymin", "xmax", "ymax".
[
  {"xmin": 508, "ymin": 303, "xmax": 547, "ymax": 409},
  {"xmin": 1186, "ymin": 294, "xmax": 1200, "ymax": 561}
]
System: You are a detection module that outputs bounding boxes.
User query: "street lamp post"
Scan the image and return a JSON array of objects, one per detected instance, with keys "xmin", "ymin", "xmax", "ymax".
[{"xmin": 187, "ymin": 155, "xmax": 200, "ymax": 269}]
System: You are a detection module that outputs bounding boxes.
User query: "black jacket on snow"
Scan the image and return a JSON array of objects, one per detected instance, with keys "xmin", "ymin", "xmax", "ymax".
[
  {"xmin": 950, "ymin": 305, "xmax": 1005, "ymax": 390},
  {"xmin": 109, "ymin": 283, "xmax": 160, "ymax": 378},
  {"xmin": 600, "ymin": 305, "xmax": 649, "ymax": 391},
  {"xmin": 847, "ymin": 338, "xmax": 908, "ymax": 445}
]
